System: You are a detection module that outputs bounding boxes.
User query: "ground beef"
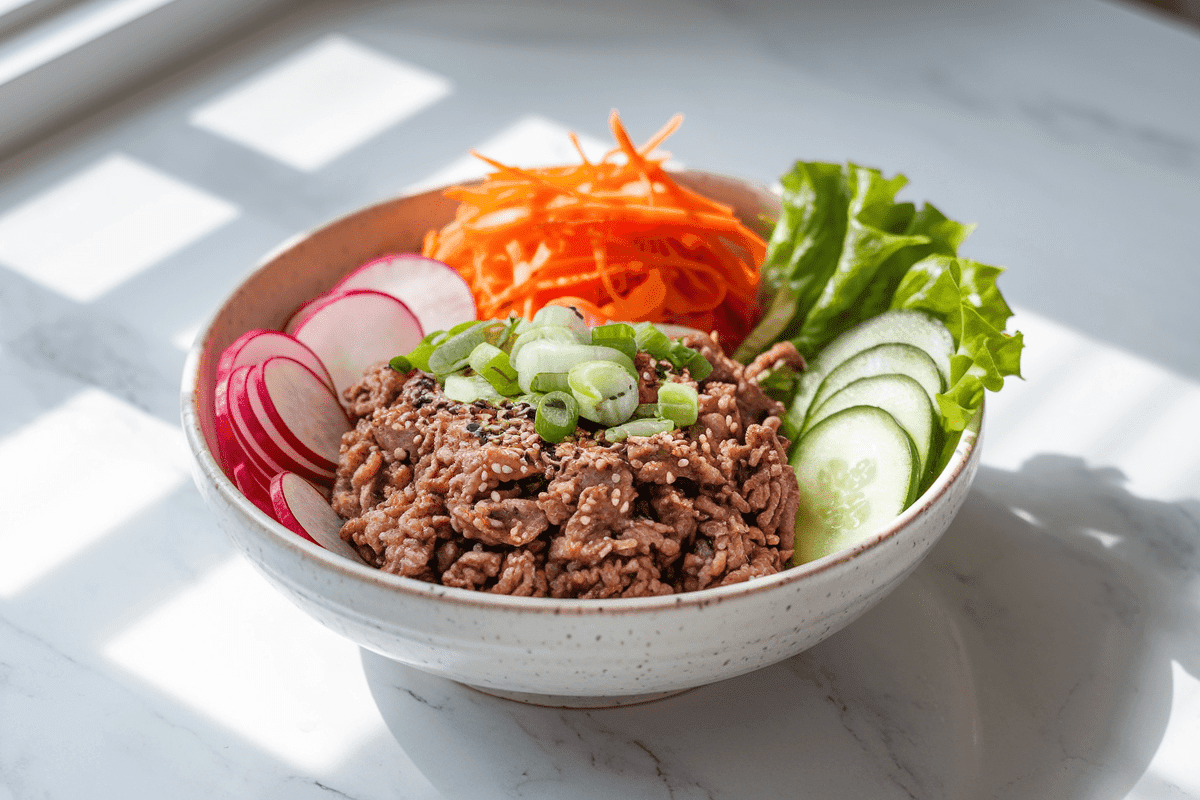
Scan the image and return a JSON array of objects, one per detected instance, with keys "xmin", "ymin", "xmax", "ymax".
[{"xmin": 332, "ymin": 334, "xmax": 800, "ymax": 598}]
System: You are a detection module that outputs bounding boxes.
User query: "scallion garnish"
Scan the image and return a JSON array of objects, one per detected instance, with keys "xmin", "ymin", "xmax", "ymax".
[
  {"xmin": 536, "ymin": 391, "xmax": 579, "ymax": 443},
  {"xmin": 568, "ymin": 359, "xmax": 638, "ymax": 426},
  {"xmin": 603, "ymin": 418, "xmax": 675, "ymax": 442},
  {"xmin": 468, "ymin": 342, "xmax": 521, "ymax": 395}
]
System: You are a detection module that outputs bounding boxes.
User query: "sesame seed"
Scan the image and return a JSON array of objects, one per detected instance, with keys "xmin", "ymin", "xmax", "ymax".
[
  {"xmin": 620, "ymin": 502, "xmax": 630, "ymax": 513},
  {"xmin": 612, "ymin": 488, "xmax": 621, "ymax": 500},
  {"xmin": 665, "ymin": 471, "xmax": 675, "ymax": 484},
  {"xmin": 612, "ymin": 497, "xmax": 620, "ymax": 507},
  {"xmin": 579, "ymin": 516, "xmax": 591, "ymax": 525},
  {"xmin": 611, "ymin": 474, "xmax": 620, "ymax": 483},
  {"xmin": 490, "ymin": 519, "xmax": 502, "ymax": 527},
  {"xmin": 491, "ymin": 491, "xmax": 501, "ymax": 502},
  {"xmin": 501, "ymin": 465, "xmax": 513, "ymax": 474},
  {"xmin": 678, "ymin": 458, "xmax": 689, "ymax": 467}
]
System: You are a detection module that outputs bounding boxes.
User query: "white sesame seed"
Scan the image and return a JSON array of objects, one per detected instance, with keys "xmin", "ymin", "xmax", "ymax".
[
  {"xmin": 678, "ymin": 458, "xmax": 689, "ymax": 467},
  {"xmin": 620, "ymin": 502, "xmax": 630, "ymax": 513},
  {"xmin": 501, "ymin": 465, "xmax": 513, "ymax": 474},
  {"xmin": 612, "ymin": 497, "xmax": 620, "ymax": 507},
  {"xmin": 612, "ymin": 488, "xmax": 621, "ymax": 500},
  {"xmin": 579, "ymin": 516, "xmax": 591, "ymax": 525},
  {"xmin": 491, "ymin": 491, "xmax": 501, "ymax": 502},
  {"xmin": 611, "ymin": 474, "xmax": 620, "ymax": 483},
  {"xmin": 665, "ymin": 471, "xmax": 675, "ymax": 484}
]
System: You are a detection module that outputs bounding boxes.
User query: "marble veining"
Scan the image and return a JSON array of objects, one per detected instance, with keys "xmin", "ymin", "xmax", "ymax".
[{"xmin": 1, "ymin": 0, "xmax": 1199, "ymax": 797}]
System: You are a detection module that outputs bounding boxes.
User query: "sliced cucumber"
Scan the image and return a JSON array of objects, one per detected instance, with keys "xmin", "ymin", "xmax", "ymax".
[
  {"xmin": 807, "ymin": 342, "xmax": 943, "ymax": 423},
  {"xmin": 803, "ymin": 374, "xmax": 936, "ymax": 475},
  {"xmin": 791, "ymin": 405, "xmax": 920, "ymax": 564},
  {"xmin": 786, "ymin": 310, "xmax": 954, "ymax": 433}
]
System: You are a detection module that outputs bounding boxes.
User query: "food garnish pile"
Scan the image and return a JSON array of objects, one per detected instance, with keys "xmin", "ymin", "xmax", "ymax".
[{"xmin": 212, "ymin": 112, "xmax": 1023, "ymax": 593}]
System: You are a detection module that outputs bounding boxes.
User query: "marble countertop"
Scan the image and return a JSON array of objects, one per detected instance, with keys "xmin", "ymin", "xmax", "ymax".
[{"xmin": 2, "ymin": 0, "xmax": 1199, "ymax": 797}]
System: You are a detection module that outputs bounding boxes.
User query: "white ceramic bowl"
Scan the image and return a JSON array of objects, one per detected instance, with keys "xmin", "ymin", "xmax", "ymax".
[{"xmin": 181, "ymin": 172, "xmax": 983, "ymax": 707}]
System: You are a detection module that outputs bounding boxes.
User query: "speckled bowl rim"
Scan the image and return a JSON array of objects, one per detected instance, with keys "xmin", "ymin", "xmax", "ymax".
[{"xmin": 181, "ymin": 172, "xmax": 983, "ymax": 618}]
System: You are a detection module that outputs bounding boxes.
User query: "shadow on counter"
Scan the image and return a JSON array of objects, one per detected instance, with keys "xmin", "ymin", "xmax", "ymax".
[{"xmin": 362, "ymin": 454, "xmax": 1197, "ymax": 800}]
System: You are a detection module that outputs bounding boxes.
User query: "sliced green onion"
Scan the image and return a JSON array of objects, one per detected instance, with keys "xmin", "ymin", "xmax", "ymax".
[
  {"xmin": 428, "ymin": 321, "xmax": 505, "ymax": 376},
  {"xmin": 634, "ymin": 403, "xmax": 660, "ymax": 418},
  {"xmin": 444, "ymin": 373, "xmax": 502, "ymax": 403},
  {"xmin": 591, "ymin": 323, "xmax": 637, "ymax": 361},
  {"xmin": 531, "ymin": 305, "xmax": 589, "ymax": 342},
  {"xmin": 656, "ymin": 381, "xmax": 699, "ymax": 426},
  {"xmin": 469, "ymin": 342, "xmax": 521, "ymax": 395},
  {"xmin": 604, "ymin": 418, "xmax": 675, "ymax": 442},
  {"xmin": 388, "ymin": 354, "xmax": 413, "ymax": 373},
  {"xmin": 669, "ymin": 340, "xmax": 712, "ymax": 380},
  {"xmin": 568, "ymin": 359, "xmax": 639, "ymax": 426},
  {"xmin": 634, "ymin": 322, "xmax": 675, "ymax": 361},
  {"xmin": 530, "ymin": 372, "xmax": 570, "ymax": 393},
  {"xmin": 682, "ymin": 350, "xmax": 713, "ymax": 381},
  {"xmin": 406, "ymin": 329, "xmax": 450, "ymax": 372},
  {"xmin": 513, "ymin": 340, "xmax": 636, "ymax": 393},
  {"xmin": 508, "ymin": 325, "xmax": 579, "ymax": 365},
  {"xmin": 536, "ymin": 391, "xmax": 579, "ymax": 443}
]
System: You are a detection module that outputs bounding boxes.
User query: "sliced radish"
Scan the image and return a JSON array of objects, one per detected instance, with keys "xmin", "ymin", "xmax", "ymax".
[
  {"xmin": 213, "ymin": 373, "xmax": 241, "ymax": 478},
  {"xmin": 226, "ymin": 365, "xmax": 297, "ymax": 482},
  {"xmin": 234, "ymin": 461, "xmax": 275, "ymax": 516},
  {"xmin": 334, "ymin": 254, "xmax": 475, "ymax": 334},
  {"xmin": 235, "ymin": 364, "xmax": 337, "ymax": 485},
  {"xmin": 283, "ymin": 295, "xmax": 328, "ymax": 337},
  {"xmin": 252, "ymin": 356, "xmax": 349, "ymax": 473},
  {"xmin": 270, "ymin": 472, "xmax": 360, "ymax": 560},
  {"xmin": 291, "ymin": 289, "xmax": 424, "ymax": 398},
  {"xmin": 217, "ymin": 328, "xmax": 335, "ymax": 394}
]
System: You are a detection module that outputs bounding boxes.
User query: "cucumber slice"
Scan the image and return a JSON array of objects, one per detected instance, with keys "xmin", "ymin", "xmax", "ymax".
[
  {"xmin": 786, "ymin": 310, "xmax": 954, "ymax": 432},
  {"xmin": 807, "ymin": 342, "xmax": 943, "ymax": 422},
  {"xmin": 791, "ymin": 406, "xmax": 920, "ymax": 564},
  {"xmin": 803, "ymin": 374, "xmax": 936, "ymax": 475}
]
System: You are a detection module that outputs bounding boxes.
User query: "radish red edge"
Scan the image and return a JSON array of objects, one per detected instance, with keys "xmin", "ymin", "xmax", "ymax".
[
  {"xmin": 226, "ymin": 365, "xmax": 301, "ymax": 484},
  {"xmin": 252, "ymin": 356, "xmax": 348, "ymax": 472},
  {"xmin": 218, "ymin": 328, "xmax": 336, "ymax": 395},
  {"xmin": 269, "ymin": 472, "xmax": 360, "ymax": 560},
  {"xmin": 232, "ymin": 365, "xmax": 336, "ymax": 486},
  {"xmin": 291, "ymin": 288, "xmax": 426, "ymax": 399},
  {"xmin": 334, "ymin": 253, "xmax": 476, "ymax": 332}
]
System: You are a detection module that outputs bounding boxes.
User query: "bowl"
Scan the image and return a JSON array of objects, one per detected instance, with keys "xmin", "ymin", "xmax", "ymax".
[{"xmin": 180, "ymin": 171, "xmax": 984, "ymax": 708}]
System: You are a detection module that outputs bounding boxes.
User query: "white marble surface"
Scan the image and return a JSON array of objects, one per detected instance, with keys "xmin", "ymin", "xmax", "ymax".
[{"xmin": 1, "ymin": 0, "xmax": 1199, "ymax": 797}]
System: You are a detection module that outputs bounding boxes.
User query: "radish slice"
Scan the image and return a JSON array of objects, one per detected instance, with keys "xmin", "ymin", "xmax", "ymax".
[
  {"xmin": 226, "ymin": 365, "xmax": 297, "ymax": 482},
  {"xmin": 283, "ymin": 296, "xmax": 328, "ymax": 338},
  {"xmin": 291, "ymin": 289, "xmax": 424, "ymax": 398},
  {"xmin": 270, "ymin": 472, "xmax": 360, "ymax": 559},
  {"xmin": 252, "ymin": 356, "xmax": 349, "ymax": 472},
  {"xmin": 218, "ymin": 328, "xmax": 335, "ymax": 394},
  {"xmin": 334, "ymin": 254, "xmax": 476, "ymax": 334},
  {"xmin": 236, "ymin": 363, "xmax": 337, "ymax": 485},
  {"xmin": 213, "ymin": 373, "xmax": 241, "ymax": 478},
  {"xmin": 234, "ymin": 461, "xmax": 275, "ymax": 516}
]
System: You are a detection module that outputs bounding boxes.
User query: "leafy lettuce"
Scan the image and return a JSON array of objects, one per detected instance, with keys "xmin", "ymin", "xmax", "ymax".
[{"xmin": 736, "ymin": 160, "xmax": 1023, "ymax": 434}]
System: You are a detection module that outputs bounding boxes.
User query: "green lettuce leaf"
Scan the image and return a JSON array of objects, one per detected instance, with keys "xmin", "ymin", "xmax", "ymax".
[
  {"xmin": 892, "ymin": 254, "xmax": 1024, "ymax": 430},
  {"xmin": 737, "ymin": 159, "xmax": 1023, "ymax": 441}
]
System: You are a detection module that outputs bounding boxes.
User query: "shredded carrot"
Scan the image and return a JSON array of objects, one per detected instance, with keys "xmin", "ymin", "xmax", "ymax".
[{"xmin": 422, "ymin": 111, "xmax": 765, "ymax": 349}]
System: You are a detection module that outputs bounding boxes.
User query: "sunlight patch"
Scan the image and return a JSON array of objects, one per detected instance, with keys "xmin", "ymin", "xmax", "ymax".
[
  {"xmin": 191, "ymin": 35, "xmax": 452, "ymax": 171},
  {"xmin": 0, "ymin": 155, "xmax": 238, "ymax": 303},
  {"xmin": 103, "ymin": 557, "xmax": 381, "ymax": 772},
  {"xmin": 0, "ymin": 388, "xmax": 188, "ymax": 596}
]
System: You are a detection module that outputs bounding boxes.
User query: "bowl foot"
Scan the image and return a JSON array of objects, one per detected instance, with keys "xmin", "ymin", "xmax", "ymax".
[{"xmin": 461, "ymin": 683, "xmax": 693, "ymax": 708}]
